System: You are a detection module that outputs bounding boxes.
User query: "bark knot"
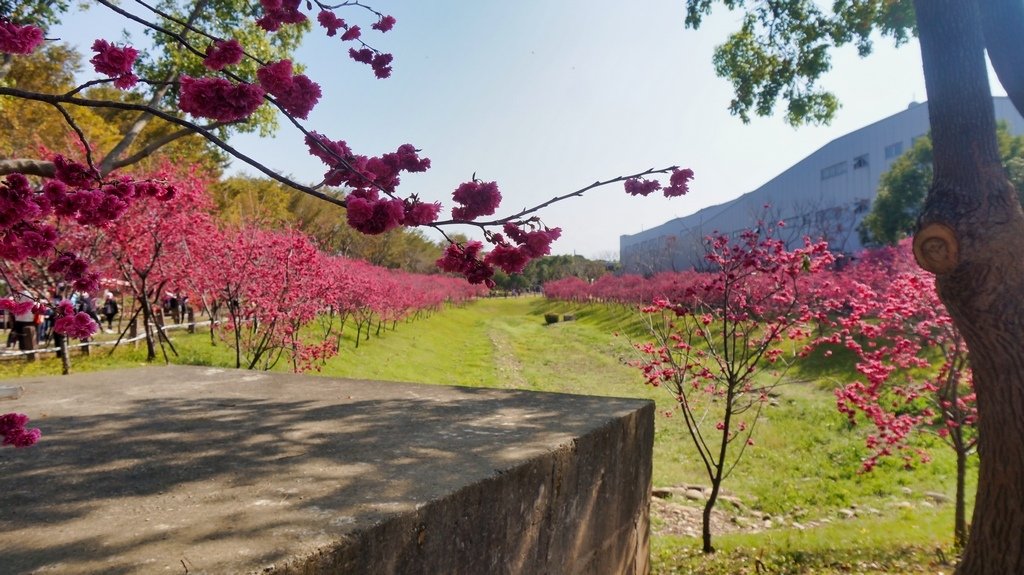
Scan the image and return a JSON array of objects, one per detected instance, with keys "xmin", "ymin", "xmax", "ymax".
[{"xmin": 913, "ymin": 223, "xmax": 959, "ymax": 274}]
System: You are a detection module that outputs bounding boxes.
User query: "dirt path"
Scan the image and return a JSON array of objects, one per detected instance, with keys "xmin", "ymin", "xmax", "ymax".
[{"xmin": 487, "ymin": 327, "xmax": 529, "ymax": 389}]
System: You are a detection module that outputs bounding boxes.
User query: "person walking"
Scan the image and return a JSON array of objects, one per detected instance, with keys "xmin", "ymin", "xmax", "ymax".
[{"xmin": 101, "ymin": 292, "xmax": 119, "ymax": 333}]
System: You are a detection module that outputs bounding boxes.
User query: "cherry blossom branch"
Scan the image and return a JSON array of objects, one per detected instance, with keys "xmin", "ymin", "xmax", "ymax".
[
  {"xmin": 0, "ymin": 85, "xmax": 347, "ymax": 208},
  {"xmin": 48, "ymin": 101, "xmax": 96, "ymax": 172},
  {"xmin": 431, "ymin": 166, "xmax": 679, "ymax": 228},
  {"xmin": 93, "ymin": 0, "xmax": 210, "ymax": 64}
]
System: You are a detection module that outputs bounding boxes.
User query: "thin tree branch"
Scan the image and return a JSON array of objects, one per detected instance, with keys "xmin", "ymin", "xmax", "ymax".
[
  {"xmin": 0, "ymin": 85, "xmax": 347, "ymax": 208},
  {"xmin": 430, "ymin": 166, "xmax": 679, "ymax": 228}
]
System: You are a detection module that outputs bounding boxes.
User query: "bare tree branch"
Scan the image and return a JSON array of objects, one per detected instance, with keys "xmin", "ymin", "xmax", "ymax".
[
  {"xmin": 108, "ymin": 120, "xmax": 226, "ymax": 171},
  {"xmin": 98, "ymin": 74, "xmax": 179, "ymax": 175},
  {"xmin": 0, "ymin": 158, "xmax": 57, "ymax": 178}
]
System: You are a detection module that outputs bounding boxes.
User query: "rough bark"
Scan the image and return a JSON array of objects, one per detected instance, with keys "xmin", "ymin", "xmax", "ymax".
[
  {"xmin": 913, "ymin": 1, "xmax": 1024, "ymax": 572},
  {"xmin": 955, "ymin": 442, "xmax": 968, "ymax": 550},
  {"xmin": 980, "ymin": 0, "xmax": 1024, "ymax": 115}
]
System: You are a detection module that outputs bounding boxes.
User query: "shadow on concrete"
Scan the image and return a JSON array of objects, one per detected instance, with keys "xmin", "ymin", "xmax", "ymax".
[{"xmin": 1, "ymin": 367, "xmax": 652, "ymax": 574}]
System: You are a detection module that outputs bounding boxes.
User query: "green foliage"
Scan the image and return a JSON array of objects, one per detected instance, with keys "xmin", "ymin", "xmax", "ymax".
[
  {"xmin": 211, "ymin": 175, "xmax": 296, "ymax": 226},
  {"xmin": 492, "ymin": 254, "xmax": 614, "ymax": 291},
  {"xmin": 861, "ymin": 122, "xmax": 1024, "ymax": 245},
  {"xmin": 859, "ymin": 136, "xmax": 933, "ymax": 245},
  {"xmin": 685, "ymin": 0, "xmax": 915, "ymax": 126},
  {"xmin": 0, "ymin": 0, "xmax": 71, "ymax": 30},
  {"xmin": 133, "ymin": 0, "xmax": 309, "ymax": 137},
  {"xmin": 0, "ymin": 43, "xmax": 129, "ymax": 158}
]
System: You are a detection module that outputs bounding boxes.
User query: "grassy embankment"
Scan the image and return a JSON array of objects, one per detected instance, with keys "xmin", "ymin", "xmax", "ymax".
[{"xmin": 0, "ymin": 295, "xmax": 970, "ymax": 574}]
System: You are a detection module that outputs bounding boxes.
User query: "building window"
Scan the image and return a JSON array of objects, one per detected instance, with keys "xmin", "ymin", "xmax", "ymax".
[
  {"xmin": 853, "ymin": 154, "xmax": 869, "ymax": 169},
  {"xmin": 821, "ymin": 161, "xmax": 848, "ymax": 180},
  {"xmin": 885, "ymin": 141, "xmax": 904, "ymax": 159}
]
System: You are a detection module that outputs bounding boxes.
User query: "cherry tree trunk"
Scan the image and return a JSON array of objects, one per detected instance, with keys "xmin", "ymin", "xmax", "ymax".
[{"xmin": 914, "ymin": 1, "xmax": 1024, "ymax": 571}]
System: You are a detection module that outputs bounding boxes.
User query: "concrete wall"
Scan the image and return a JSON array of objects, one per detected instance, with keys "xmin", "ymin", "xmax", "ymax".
[
  {"xmin": 285, "ymin": 406, "xmax": 654, "ymax": 575},
  {"xmin": 0, "ymin": 366, "xmax": 654, "ymax": 575}
]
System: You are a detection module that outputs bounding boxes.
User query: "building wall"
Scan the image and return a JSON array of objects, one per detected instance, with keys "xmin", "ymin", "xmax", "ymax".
[{"xmin": 620, "ymin": 98, "xmax": 1024, "ymax": 274}]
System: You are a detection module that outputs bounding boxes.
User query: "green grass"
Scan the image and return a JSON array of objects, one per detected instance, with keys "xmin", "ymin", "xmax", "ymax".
[
  {"xmin": 0, "ymin": 295, "xmax": 971, "ymax": 573},
  {"xmin": 653, "ymin": 507, "xmax": 959, "ymax": 574}
]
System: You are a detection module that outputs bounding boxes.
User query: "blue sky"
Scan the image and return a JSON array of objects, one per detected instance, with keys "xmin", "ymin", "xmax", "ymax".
[{"xmin": 50, "ymin": 2, "xmax": 1006, "ymax": 258}]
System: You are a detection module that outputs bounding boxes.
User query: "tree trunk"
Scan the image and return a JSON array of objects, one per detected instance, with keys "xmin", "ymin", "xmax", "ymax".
[
  {"xmin": 955, "ymin": 440, "xmax": 968, "ymax": 551},
  {"xmin": 913, "ymin": 1, "xmax": 1024, "ymax": 571},
  {"xmin": 702, "ymin": 478, "xmax": 721, "ymax": 554},
  {"xmin": 58, "ymin": 334, "xmax": 70, "ymax": 375}
]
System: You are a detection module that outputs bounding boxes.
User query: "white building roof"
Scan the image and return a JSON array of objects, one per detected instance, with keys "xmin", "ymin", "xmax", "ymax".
[{"xmin": 620, "ymin": 97, "xmax": 1024, "ymax": 273}]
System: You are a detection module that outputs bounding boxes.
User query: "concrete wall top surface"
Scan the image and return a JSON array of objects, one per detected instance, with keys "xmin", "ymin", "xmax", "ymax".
[{"xmin": 0, "ymin": 365, "xmax": 653, "ymax": 574}]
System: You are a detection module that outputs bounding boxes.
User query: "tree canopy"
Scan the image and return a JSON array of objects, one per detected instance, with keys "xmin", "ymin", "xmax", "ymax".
[
  {"xmin": 686, "ymin": 0, "xmax": 916, "ymax": 126},
  {"xmin": 860, "ymin": 122, "xmax": 1024, "ymax": 246}
]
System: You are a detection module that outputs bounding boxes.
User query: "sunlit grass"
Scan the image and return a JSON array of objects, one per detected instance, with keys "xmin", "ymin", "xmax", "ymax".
[{"xmin": 0, "ymin": 295, "xmax": 968, "ymax": 573}]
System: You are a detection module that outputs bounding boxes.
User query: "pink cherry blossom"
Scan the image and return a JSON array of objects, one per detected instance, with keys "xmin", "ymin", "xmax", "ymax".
[
  {"xmin": 346, "ymin": 196, "xmax": 405, "ymax": 234},
  {"xmin": 0, "ymin": 413, "xmax": 40, "ymax": 448},
  {"xmin": 403, "ymin": 198, "xmax": 441, "ymax": 226},
  {"xmin": 624, "ymin": 177, "xmax": 661, "ymax": 196},
  {"xmin": 90, "ymin": 40, "xmax": 139, "ymax": 89},
  {"xmin": 0, "ymin": 20, "xmax": 44, "ymax": 54},
  {"xmin": 451, "ymin": 181, "xmax": 502, "ymax": 220},
  {"xmin": 371, "ymin": 53, "xmax": 393, "ymax": 78},
  {"xmin": 54, "ymin": 311, "xmax": 99, "ymax": 339},
  {"xmin": 372, "ymin": 15, "xmax": 397, "ymax": 32},
  {"xmin": 203, "ymin": 39, "xmax": 244, "ymax": 71},
  {"xmin": 341, "ymin": 25, "xmax": 361, "ymax": 41},
  {"xmin": 178, "ymin": 75, "xmax": 265, "ymax": 122},
  {"xmin": 317, "ymin": 11, "xmax": 346, "ymax": 36},
  {"xmin": 664, "ymin": 168, "xmax": 694, "ymax": 197},
  {"xmin": 256, "ymin": 0, "xmax": 306, "ymax": 32},
  {"xmin": 257, "ymin": 60, "xmax": 322, "ymax": 119}
]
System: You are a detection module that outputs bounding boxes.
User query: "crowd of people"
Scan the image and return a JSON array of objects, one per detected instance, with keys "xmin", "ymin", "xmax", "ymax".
[
  {"xmin": 3, "ymin": 289, "xmax": 121, "ymax": 351},
  {"xmin": 1, "ymin": 286, "xmax": 201, "ymax": 354}
]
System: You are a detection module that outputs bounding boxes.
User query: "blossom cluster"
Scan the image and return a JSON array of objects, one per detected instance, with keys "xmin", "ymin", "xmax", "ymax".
[
  {"xmin": 451, "ymin": 181, "xmax": 502, "ymax": 220},
  {"xmin": 623, "ymin": 168, "xmax": 694, "ymax": 198},
  {"xmin": 484, "ymin": 222, "xmax": 562, "ymax": 274},
  {"xmin": 436, "ymin": 241, "xmax": 496, "ymax": 286},
  {"xmin": 815, "ymin": 242, "xmax": 977, "ymax": 471},
  {"xmin": 0, "ymin": 413, "xmax": 41, "ymax": 448},
  {"xmin": 0, "ymin": 154, "xmax": 180, "ymax": 335},
  {"xmin": 178, "ymin": 75, "xmax": 266, "ymax": 122},
  {"xmin": 257, "ymin": 60, "xmax": 322, "ymax": 119},
  {"xmin": 90, "ymin": 39, "xmax": 139, "ymax": 89},
  {"xmin": 203, "ymin": 39, "xmax": 244, "ymax": 71},
  {"xmin": 256, "ymin": 0, "xmax": 306, "ymax": 32},
  {"xmin": 259, "ymin": 0, "xmax": 398, "ymax": 78},
  {"xmin": 349, "ymin": 47, "xmax": 393, "ymax": 79},
  {"xmin": 305, "ymin": 132, "xmax": 437, "ymax": 233},
  {"xmin": 0, "ymin": 19, "xmax": 44, "ymax": 55}
]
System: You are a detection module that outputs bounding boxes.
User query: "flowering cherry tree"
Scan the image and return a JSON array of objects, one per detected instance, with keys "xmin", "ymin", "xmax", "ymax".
[
  {"xmin": 632, "ymin": 223, "xmax": 832, "ymax": 553},
  {"xmin": 0, "ymin": 1, "xmax": 695, "ymax": 447},
  {"xmin": 817, "ymin": 241, "xmax": 977, "ymax": 548}
]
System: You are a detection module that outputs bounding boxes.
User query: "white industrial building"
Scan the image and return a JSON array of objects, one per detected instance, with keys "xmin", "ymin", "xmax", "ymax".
[{"xmin": 620, "ymin": 97, "xmax": 1024, "ymax": 274}]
